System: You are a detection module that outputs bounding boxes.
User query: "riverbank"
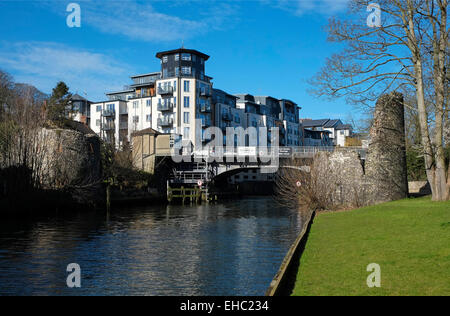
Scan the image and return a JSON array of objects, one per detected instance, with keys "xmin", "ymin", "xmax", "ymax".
[{"xmin": 291, "ymin": 197, "xmax": 450, "ymax": 296}]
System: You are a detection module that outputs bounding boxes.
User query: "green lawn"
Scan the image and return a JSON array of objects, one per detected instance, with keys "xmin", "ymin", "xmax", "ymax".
[{"xmin": 292, "ymin": 197, "xmax": 450, "ymax": 296}]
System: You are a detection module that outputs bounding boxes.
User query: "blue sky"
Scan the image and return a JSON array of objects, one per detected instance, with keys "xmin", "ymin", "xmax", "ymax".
[{"xmin": 0, "ymin": 0, "xmax": 365, "ymax": 121}]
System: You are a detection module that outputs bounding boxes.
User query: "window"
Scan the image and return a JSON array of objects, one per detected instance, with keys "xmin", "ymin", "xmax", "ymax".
[
  {"xmin": 133, "ymin": 101, "xmax": 138, "ymax": 109},
  {"xmin": 184, "ymin": 96, "xmax": 190, "ymax": 108},
  {"xmin": 133, "ymin": 116, "xmax": 139, "ymax": 123},
  {"xmin": 183, "ymin": 81, "xmax": 190, "ymax": 92},
  {"xmin": 181, "ymin": 67, "xmax": 191, "ymax": 75},
  {"xmin": 173, "ymin": 81, "xmax": 176, "ymax": 91},
  {"xmin": 183, "ymin": 112, "xmax": 189, "ymax": 124},
  {"xmin": 96, "ymin": 105, "xmax": 101, "ymax": 112},
  {"xmin": 175, "ymin": 67, "xmax": 179, "ymax": 77},
  {"xmin": 192, "ymin": 54, "xmax": 196, "ymax": 62},
  {"xmin": 181, "ymin": 53, "xmax": 191, "ymax": 61},
  {"xmin": 146, "ymin": 99, "xmax": 151, "ymax": 107},
  {"xmin": 96, "ymin": 119, "xmax": 101, "ymax": 126},
  {"xmin": 173, "ymin": 97, "xmax": 176, "ymax": 106},
  {"xmin": 162, "ymin": 56, "xmax": 168, "ymax": 63},
  {"xmin": 175, "ymin": 54, "xmax": 179, "ymax": 61},
  {"xmin": 146, "ymin": 115, "xmax": 151, "ymax": 122},
  {"xmin": 183, "ymin": 127, "xmax": 190, "ymax": 139}
]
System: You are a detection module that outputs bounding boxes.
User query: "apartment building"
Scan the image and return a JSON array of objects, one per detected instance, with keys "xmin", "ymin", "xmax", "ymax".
[
  {"xmin": 89, "ymin": 47, "xmax": 307, "ymax": 150},
  {"xmin": 301, "ymin": 119, "xmax": 352, "ymax": 146},
  {"xmin": 70, "ymin": 94, "xmax": 91, "ymax": 126},
  {"xmin": 90, "ymin": 48, "xmax": 213, "ymax": 148}
]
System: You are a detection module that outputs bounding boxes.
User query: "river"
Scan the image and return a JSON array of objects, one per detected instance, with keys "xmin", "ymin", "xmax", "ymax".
[{"xmin": 0, "ymin": 197, "xmax": 302, "ymax": 296}]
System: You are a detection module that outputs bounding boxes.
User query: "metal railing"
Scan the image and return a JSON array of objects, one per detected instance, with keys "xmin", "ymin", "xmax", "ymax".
[
  {"xmin": 199, "ymin": 104, "xmax": 211, "ymax": 113},
  {"xmin": 102, "ymin": 109, "xmax": 115, "ymax": 117},
  {"xmin": 157, "ymin": 102, "xmax": 174, "ymax": 111},
  {"xmin": 157, "ymin": 86, "xmax": 174, "ymax": 95},
  {"xmin": 157, "ymin": 117, "xmax": 174, "ymax": 127}
]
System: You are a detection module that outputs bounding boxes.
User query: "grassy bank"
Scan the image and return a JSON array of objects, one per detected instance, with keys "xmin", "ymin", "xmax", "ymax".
[{"xmin": 292, "ymin": 197, "xmax": 450, "ymax": 296}]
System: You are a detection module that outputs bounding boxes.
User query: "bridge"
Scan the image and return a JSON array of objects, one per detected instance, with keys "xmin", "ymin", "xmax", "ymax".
[{"xmin": 167, "ymin": 146, "xmax": 367, "ymax": 186}]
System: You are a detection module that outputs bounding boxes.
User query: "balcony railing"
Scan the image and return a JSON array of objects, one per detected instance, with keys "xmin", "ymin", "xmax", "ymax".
[
  {"xmin": 222, "ymin": 112, "xmax": 232, "ymax": 121},
  {"xmin": 157, "ymin": 86, "xmax": 174, "ymax": 96},
  {"xmin": 157, "ymin": 102, "xmax": 174, "ymax": 112},
  {"xmin": 102, "ymin": 123, "xmax": 115, "ymax": 131},
  {"xmin": 102, "ymin": 109, "xmax": 115, "ymax": 117},
  {"xmin": 200, "ymin": 88, "xmax": 211, "ymax": 98},
  {"xmin": 157, "ymin": 117, "xmax": 174, "ymax": 127},
  {"xmin": 119, "ymin": 122, "xmax": 128, "ymax": 130},
  {"xmin": 201, "ymin": 117, "xmax": 211, "ymax": 128},
  {"xmin": 199, "ymin": 104, "xmax": 211, "ymax": 113}
]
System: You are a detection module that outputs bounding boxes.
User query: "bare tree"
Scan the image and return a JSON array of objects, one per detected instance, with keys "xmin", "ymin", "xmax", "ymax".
[{"xmin": 310, "ymin": 0, "xmax": 449, "ymax": 200}]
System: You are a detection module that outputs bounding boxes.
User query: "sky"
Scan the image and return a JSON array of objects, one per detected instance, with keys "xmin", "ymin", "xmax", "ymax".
[{"xmin": 0, "ymin": 0, "xmax": 366, "ymax": 122}]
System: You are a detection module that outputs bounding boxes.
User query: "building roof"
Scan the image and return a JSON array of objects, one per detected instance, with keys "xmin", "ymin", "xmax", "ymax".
[
  {"xmin": 324, "ymin": 119, "xmax": 342, "ymax": 128},
  {"xmin": 155, "ymin": 48, "xmax": 210, "ymax": 61},
  {"xmin": 336, "ymin": 124, "xmax": 352, "ymax": 130},
  {"xmin": 302, "ymin": 119, "xmax": 330, "ymax": 128},
  {"xmin": 213, "ymin": 88, "xmax": 239, "ymax": 99},
  {"xmin": 71, "ymin": 93, "xmax": 89, "ymax": 102},
  {"xmin": 131, "ymin": 128, "xmax": 161, "ymax": 137},
  {"xmin": 130, "ymin": 72, "xmax": 161, "ymax": 79}
]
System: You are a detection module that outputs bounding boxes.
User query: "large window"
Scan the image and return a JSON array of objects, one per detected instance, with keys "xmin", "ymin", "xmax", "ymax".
[
  {"xmin": 183, "ymin": 127, "xmax": 190, "ymax": 139},
  {"xmin": 181, "ymin": 67, "xmax": 191, "ymax": 75},
  {"xmin": 146, "ymin": 99, "xmax": 151, "ymax": 107},
  {"xmin": 183, "ymin": 112, "xmax": 190, "ymax": 124},
  {"xmin": 184, "ymin": 80, "xmax": 190, "ymax": 92},
  {"xmin": 133, "ymin": 101, "xmax": 138, "ymax": 109},
  {"xmin": 184, "ymin": 96, "xmax": 190, "ymax": 108},
  {"xmin": 181, "ymin": 53, "xmax": 191, "ymax": 61},
  {"xmin": 96, "ymin": 105, "xmax": 101, "ymax": 112}
]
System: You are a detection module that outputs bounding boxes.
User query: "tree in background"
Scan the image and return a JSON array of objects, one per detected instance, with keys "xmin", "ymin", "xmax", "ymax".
[
  {"xmin": 310, "ymin": 0, "xmax": 449, "ymax": 200},
  {"xmin": 47, "ymin": 81, "xmax": 72, "ymax": 126}
]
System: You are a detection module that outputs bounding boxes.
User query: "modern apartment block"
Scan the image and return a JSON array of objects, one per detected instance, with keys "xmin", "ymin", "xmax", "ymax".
[
  {"xmin": 301, "ymin": 119, "xmax": 352, "ymax": 146},
  {"xmin": 89, "ymin": 47, "xmax": 306, "ymax": 149}
]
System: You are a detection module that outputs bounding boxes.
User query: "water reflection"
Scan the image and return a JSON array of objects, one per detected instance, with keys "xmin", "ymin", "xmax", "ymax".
[{"xmin": 0, "ymin": 198, "xmax": 302, "ymax": 295}]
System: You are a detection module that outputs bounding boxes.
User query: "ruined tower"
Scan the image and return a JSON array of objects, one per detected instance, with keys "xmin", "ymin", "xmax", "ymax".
[{"xmin": 365, "ymin": 92, "xmax": 408, "ymax": 204}]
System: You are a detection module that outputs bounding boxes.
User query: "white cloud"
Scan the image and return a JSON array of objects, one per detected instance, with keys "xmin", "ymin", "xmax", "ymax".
[
  {"xmin": 37, "ymin": 0, "xmax": 239, "ymax": 42},
  {"xmin": 0, "ymin": 42, "xmax": 132, "ymax": 100},
  {"xmin": 272, "ymin": 0, "xmax": 350, "ymax": 16}
]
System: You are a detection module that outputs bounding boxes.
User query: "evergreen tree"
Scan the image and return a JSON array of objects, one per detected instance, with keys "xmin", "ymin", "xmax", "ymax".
[{"xmin": 47, "ymin": 81, "xmax": 72, "ymax": 125}]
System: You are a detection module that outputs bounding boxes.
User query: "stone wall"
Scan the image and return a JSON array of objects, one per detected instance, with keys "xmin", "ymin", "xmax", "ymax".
[
  {"xmin": 365, "ymin": 92, "xmax": 408, "ymax": 204},
  {"xmin": 310, "ymin": 92, "xmax": 408, "ymax": 208},
  {"xmin": 41, "ymin": 128, "xmax": 103, "ymax": 206}
]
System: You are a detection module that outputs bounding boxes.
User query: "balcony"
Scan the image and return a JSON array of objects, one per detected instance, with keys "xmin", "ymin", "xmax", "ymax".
[
  {"xmin": 102, "ymin": 109, "xmax": 115, "ymax": 117},
  {"xmin": 199, "ymin": 104, "xmax": 211, "ymax": 113},
  {"xmin": 102, "ymin": 123, "xmax": 115, "ymax": 131},
  {"xmin": 200, "ymin": 88, "xmax": 211, "ymax": 98},
  {"xmin": 201, "ymin": 117, "xmax": 211, "ymax": 128},
  {"xmin": 157, "ymin": 117, "xmax": 174, "ymax": 127},
  {"xmin": 157, "ymin": 86, "xmax": 174, "ymax": 96},
  {"xmin": 222, "ymin": 112, "xmax": 232, "ymax": 121},
  {"xmin": 157, "ymin": 102, "xmax": 174, "ymax": 112},
  {"xmin": 119, "ymin": 122, "xmax": 128, "ymax": 130}
]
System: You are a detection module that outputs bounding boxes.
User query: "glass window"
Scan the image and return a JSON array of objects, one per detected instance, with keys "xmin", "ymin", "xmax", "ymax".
[
  {"xmin": 181, "ymin": 67, "xmax": 191, "ymax": 75},
  {"xmin": 96, "ymin": 105, "xmax": 101, "ymax": 112},
  {"xmin": 146, "ymin": 99, "xmax": 151, "ymax": 107},
  {"xmin": 146, "ymin": 115, "xmax": 151, "ymax": 122},
  {"xmin": 96, "ymin": 119, "xmax": 101, "ymax": 126},
  {"xmin": 175, "ymin": 54, "xmax": 179, "ymax": 61},
  {"xmin": 181, "ymin": 53, "xmax": 191, "ymax": 61},
  {"xmin": 184, "ymin": 81, "xmax": 190, "ymax": 92},
  {"xmin": 183, "ymin": 112, "xmax": 189, "ymax": 124},
  {"xmin": 133, "ymin": 116, "xmax": 139, "ymax": 123},
  {"xmin": 175, "ymin": 67, "xmax": 179, "ymax": 77},
  {"xmin": 184, "ymin": 96, "xmax": 190, "ymax": 108},
  {"xmin": 173, "ymin": 81, "xmax": 176, "ymax": 91},
  {"xmin": 133, "ymin": 101, "xmax": 138, "ymax": 109},
  {"xmin": 162, "ymin": 56, "xmax": 168, "ymax": 63},
  {"xmin": 183, "ymin": 127, "xmax": 190, "ymax": 139}
]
